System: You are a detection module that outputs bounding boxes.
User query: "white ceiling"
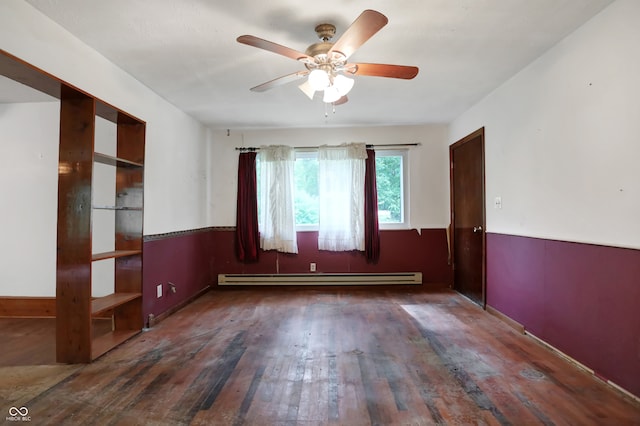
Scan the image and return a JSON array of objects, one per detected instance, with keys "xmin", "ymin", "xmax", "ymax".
[{"xmin": 19, "ymin": 0, "xmax": 614, "ymax": 130}]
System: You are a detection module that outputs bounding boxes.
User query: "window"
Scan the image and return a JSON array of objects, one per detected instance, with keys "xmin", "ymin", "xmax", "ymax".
[
  {"xmin": 375, "ymin": 150, "xmax": 407, "ymax": 226},
  {"xmin": 258, "ymin": 148, "xmax": 408, "ymax": 230},
  {"xmin": 294, "ymin": 152, "xmax": 319, "ymax": 226}
]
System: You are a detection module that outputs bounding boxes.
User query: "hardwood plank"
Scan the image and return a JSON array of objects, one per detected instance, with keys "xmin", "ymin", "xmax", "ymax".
[
  {"xmin": 91, "ymin": 329, "xmax": 139, "ymax": 360},
  {"xmin": 0, "ymin": 288, "xmax": 638, "ymax": 425},
  {"xmin": 0, "ymin": 318, "xmax": 57, "ymax": 365},
  {"xmin": 0, "ymin": 318, "xmax": 112, "ymax": 366}
]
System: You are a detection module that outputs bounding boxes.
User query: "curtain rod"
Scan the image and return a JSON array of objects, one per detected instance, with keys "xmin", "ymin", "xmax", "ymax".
[{"xmin": 235, "ymin": 143, "xmax": 420, "ymax": 151}]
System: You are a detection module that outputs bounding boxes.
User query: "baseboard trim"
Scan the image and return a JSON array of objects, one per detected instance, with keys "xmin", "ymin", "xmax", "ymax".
[
  {"xmin": 0, "ymin": 296, "xmax": 56, "ymax": 318},
  {"xmin": 486, "ymin": 305, "xmax": 525, "ymax": 334},
  {"xmin": 485, "ymin": 305, "xmax": 639, "ymax": 403},
  {"xmin": 525, "ymin": 331, "xmax": 640, "ymax": 403},
  {"xmin": 145, "ymin": 285, "xmax": 211, "ymax": 328}
]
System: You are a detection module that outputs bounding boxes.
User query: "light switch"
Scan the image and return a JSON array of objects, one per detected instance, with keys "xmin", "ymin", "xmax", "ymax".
[{"xmin": 494, "ymin": 196, "xmax": 502, "ymax": 209}]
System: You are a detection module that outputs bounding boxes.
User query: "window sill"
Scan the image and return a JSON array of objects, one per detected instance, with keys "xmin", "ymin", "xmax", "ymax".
[{"xmin": 380, "ymin": 223, "xmax": 410, "ymax": 231}]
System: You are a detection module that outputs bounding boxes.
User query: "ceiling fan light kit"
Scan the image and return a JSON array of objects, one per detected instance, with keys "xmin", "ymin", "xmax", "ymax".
[
  {"xmin": 308, "ymin": 68, "xmax": 331, "ymax": 91},
  {"xmin": 323, "ymin": 85, "xmax": 342, "ymax": 103},
  {"xmin": 305, "ymin": 69, "xmax": 354, "ymax": 102},
  {"xmin": 333, "ymin": 74, "xmax": 355, "ymax": 95},
  {"xmin": 237, "ymin": 10, "xmax": 418, "ymax": 107}
]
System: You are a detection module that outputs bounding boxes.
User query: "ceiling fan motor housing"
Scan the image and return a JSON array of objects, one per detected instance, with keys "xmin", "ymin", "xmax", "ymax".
[
  {"xmin": 314, "ymin": 23, "xmax": 336, "ymax": 41},
  {"xmin": 305, "ymin": 41, "xmax": 334, "ymax": 58}
]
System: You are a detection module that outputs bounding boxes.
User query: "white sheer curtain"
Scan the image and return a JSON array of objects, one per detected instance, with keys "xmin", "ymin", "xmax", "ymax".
[
  {"xmin": 259, "ymin": 145, "xmax": 298, "ymax": 253},
  {"xmin": 318, "ymin": 143, "xmax": 367, "ymax": 251}
]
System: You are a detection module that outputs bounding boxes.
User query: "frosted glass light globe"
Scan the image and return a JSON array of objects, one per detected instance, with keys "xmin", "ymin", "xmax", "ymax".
[
  {"xmin": 334, "ymin": 74, "xmax": 354, "ymax": 96},
  {"xmin": 323, "ymin": 86, "xmax": 342, "ymax": 103},
  {"xmin": 308, "ymin": 69, "xmax": 330, "ymax": 91}
]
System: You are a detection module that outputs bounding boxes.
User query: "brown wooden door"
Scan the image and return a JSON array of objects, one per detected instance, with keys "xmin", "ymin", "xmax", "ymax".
[{"xmin": 450, "ymin": 128, "xmax": 485, "ymax": 306}]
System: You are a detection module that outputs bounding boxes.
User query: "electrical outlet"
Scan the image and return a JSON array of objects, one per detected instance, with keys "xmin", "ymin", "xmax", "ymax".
[
  {"xmin": 310, "ymin": 262, "xmax": 316, "ymax": 272},
  {"xmin": 156, "ymin": 284, "xmax": 162, "ymax": 298}
]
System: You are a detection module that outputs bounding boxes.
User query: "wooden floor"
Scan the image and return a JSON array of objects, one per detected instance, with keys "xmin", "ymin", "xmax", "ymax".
[{"xmin": 1, "ymin": 287, "xmax": 638, "ymax": 425}]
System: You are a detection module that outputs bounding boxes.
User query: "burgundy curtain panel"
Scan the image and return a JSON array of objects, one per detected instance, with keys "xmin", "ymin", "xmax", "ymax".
[
  {"xmin": 364, "ymin": 148, "xmax": 380, "ymax": 262},
  {"xmin": 236, "ymin": 151, "xmax": 259, "ymax": 262}
]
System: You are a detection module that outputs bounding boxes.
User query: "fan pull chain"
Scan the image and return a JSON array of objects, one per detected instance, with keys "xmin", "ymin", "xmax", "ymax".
[{"xmin": 323, "ymin": 102, "xmax": 338, "ymax": 121}]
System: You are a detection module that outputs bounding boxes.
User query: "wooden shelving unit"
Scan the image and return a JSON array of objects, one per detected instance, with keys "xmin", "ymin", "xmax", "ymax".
[
  {"xmin": 91, "ymin": 293, "xmax": 142, "ymax": 316},
  {"xmin": 92, "ymin": 250, "xmax": 142, "ymax": 261},
  {"xmin": 56, "ymin": 86, "xmax": 145, "ymax": 363},
  {"xmin": 94, "ymin": 152, "xmax": 144, "ymax": 168},
  {"xmin": 1, "ymin": 49, "xmax": 146, "ymax": 364}
]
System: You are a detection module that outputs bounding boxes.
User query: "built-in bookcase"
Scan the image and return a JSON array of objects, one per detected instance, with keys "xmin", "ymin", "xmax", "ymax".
[
  {"xmin": 1, "ymin": 49, "xmax": 146, "ymax": 363},
  {"xmin": 56, "ymin": 89, "xmax": 145, "ymax": 363}
]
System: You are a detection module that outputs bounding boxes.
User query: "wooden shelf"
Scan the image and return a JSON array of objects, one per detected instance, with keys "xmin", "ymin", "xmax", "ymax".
[
  {"xmin": 54, "ymin": 83, "xmax": 145, "ymax": 364},
  {"xmin": 92, "ymin": 250, "xmax": 141, "ymax": 261},
  {"xmin": 92, "ymin": 205, "xmax": 142, "ymax": 211},
  {"xmin": 91, "ymin": 292, "xmax": 142, "ymax": 316},
  {"xmin": 92, "ymin": 330, "xmax": 140, "ymax": 360},
  {"xmin": 94, "ymin": 152, "xmax": 143, "ymax": 168}
]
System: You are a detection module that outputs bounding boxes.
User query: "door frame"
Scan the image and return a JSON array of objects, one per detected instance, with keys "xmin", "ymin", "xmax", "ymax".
[{"xmin": 449, "ymin": 127, "xmax": 486, "ymax": 307}]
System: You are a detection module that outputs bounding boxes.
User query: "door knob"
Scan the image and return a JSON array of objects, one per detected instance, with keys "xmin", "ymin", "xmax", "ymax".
[{"xmin": 473, "ymin": 226, "xmax": 483, "ymax": 233}]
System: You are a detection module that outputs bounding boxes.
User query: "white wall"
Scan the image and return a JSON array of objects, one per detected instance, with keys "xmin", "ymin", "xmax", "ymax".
[
  {"xmin": 0, "ymin": 1, "xmax": 213, "ymax": 296},
  {"xmin": 92, "ymin": 117, "xmax": 117, "ymax": 297},
  {"xmin": 0, "ymin": 1, "xmax": 449, "ymax": 297},
  {"xmin": 449, "ymin": 0, "xmax": 640, "ymax": 250},
  {"xmin": 1, "ymin": 0, "xmax": 213, "ymax": 236},
  {"xmin": 209, "ymin": 125, "xmax": 450, "ymax": 229},
  {"xmin": 0, "ymin": 102, "xmax": 59, "ymax": 296}
]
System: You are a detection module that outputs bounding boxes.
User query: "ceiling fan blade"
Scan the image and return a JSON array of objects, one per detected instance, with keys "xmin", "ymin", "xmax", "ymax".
[
  {"xmin": 333, "ymin": 96, "xmax": 348, "ymax": 106},
  {"xmin": 237, "ymin": 35, "xmax": 314, "ymax": 64},
  {"xmin": 250, "ymin": 70, "xmax": 309, "ymax": 92},
  {"xmin": 348, "ymin": 63, "xmax": 419, "ymax": 79},
  {"xmin": 329, "ymin": 10, "xmax": 388, "ymax": 60}
]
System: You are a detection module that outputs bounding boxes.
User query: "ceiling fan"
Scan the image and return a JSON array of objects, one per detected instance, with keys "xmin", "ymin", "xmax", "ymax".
[{"xmin": 237, "ymin": 9, "xmax": 419, "ymax": 105}]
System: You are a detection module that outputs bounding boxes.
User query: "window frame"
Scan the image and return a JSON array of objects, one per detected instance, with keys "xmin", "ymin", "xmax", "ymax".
[{"xmin": 261, "ymin": 148, "xmax": 410, "ymax": 232}]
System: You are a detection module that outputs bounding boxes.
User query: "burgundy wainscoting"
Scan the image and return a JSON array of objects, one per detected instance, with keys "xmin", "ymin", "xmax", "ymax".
[
  {"xmin": 142, "ymin": 229, "xmax": 217, "ymax": 322},
  {"xmin": 487, "ymin": 232, "xmax": 640, "ymax": 398},
  {"xmin": 209, "ymin": 228, "xmax": 451, "ymax": 287},
  {"xmin": 142, "ymin": 226, "xmax": 451, "ymax": 323}
]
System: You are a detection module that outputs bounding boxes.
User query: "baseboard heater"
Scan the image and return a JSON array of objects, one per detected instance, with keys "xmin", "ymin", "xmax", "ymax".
[{"xmin": 218, "ymin": 272, "xmax": 422, "ymax": 286}]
